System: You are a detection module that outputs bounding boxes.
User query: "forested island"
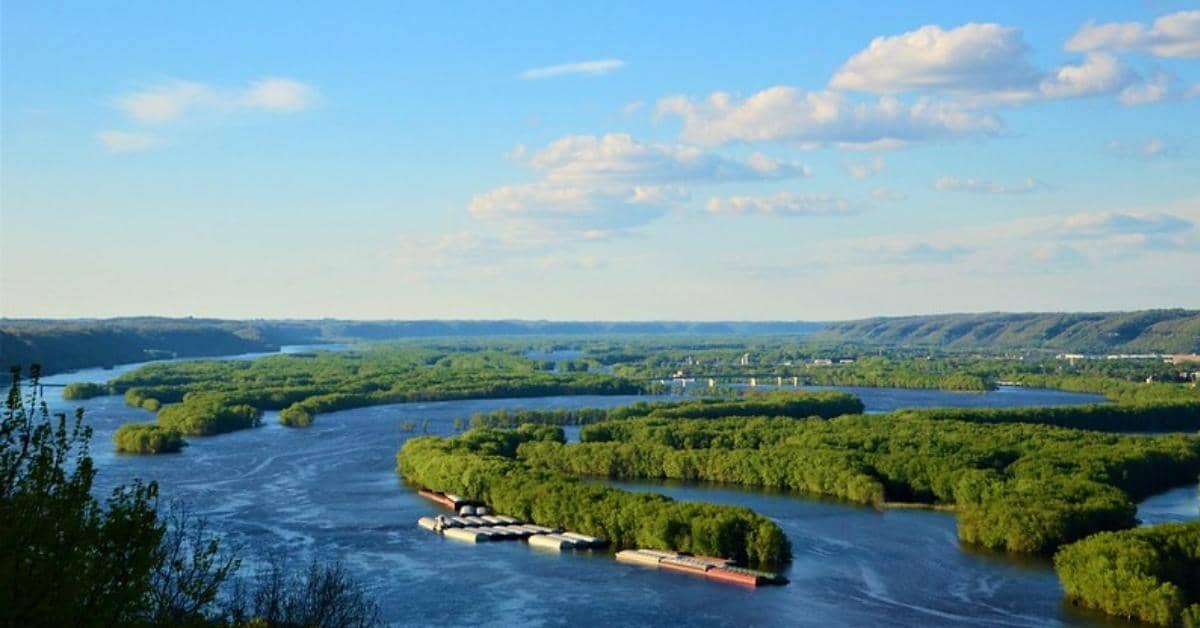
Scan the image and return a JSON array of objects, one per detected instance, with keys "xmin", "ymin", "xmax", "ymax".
[{"xmin": 97, "ymin": 346, "xmax": 644, "ymax": 438}]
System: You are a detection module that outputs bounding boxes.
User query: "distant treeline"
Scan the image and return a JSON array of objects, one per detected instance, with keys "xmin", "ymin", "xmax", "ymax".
[
  {"xmin": 1, "ymin": 317, "xmax": 826, "ymax": 375},
  {"xmin": 397, "ymin": 427, "xmax": 791, "ymax": 568}
]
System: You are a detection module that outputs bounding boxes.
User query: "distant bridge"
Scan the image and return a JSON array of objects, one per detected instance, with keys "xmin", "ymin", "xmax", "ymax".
[{"xmin": 645, "ymin": 374, "xmax": 807, "ymax": 388}]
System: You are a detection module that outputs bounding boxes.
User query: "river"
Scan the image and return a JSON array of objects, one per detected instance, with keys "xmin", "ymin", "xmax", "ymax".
[{"xmin": 30, "ymin": 352, "xmax": 1198, "ymax": 627}]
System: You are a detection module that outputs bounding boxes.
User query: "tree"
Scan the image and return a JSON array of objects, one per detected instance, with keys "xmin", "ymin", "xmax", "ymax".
[{"xmin": 1, "ymin": 366, "xmax": 163, "ymax": 625}]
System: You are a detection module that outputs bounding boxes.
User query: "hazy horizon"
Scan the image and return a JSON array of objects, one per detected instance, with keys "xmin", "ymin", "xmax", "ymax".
[{"xmin": 3, "ymin": 2, "xmax": 1199, "ymax": 320}]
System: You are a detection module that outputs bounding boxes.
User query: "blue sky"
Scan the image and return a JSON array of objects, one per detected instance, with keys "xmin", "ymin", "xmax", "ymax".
[{"xmin": 2, "ymin": 1, "xmax": 1198, "ymax": 320}]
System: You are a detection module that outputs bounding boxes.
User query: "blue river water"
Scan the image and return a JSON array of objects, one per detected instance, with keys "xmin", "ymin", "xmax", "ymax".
[{"xmin": 31, "ymin": 352, "xmax": 1198, "ymax": 627}]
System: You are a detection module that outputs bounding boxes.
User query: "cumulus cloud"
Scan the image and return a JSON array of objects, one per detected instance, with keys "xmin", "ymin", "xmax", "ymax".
[
  {"xmin": 830, "ymin": 23, "xmax": 1040, "ymax": 94},
  {"xmin": 95, "ymin": 130, "xmax": 158, "ymax": 152},
  {"xmin": 705, "ymin": 192, "xmax": 854, "ymax": 217},
  {"xmin": 1065, "ymin": 11, "xmax": 1200, "ymax": 58},
  {"xmin": 934, "ymin": 176, "xmax": 1045, "ymax": 194},
  {"xmin": 520, "ymin": 59, "xmax": 625, "ymax": 79},
  {"xmin": 827, "ymin": 20, "xmax": 1187, "ymax": 108},
  {"xmin": 115, "ymin": 77, "xmax": 317, "ymax": 123},
  {"xmin": 469, "ymin": 133, "xmax": 811, "ymax": 235},
  {"xmin": 844, "ymin": 156, "xmax": 885, "ymax": 178},
  {"xmin": 656, "ymin": 88, "xmax": 1000, "ymax": 147},
  {"xmin": 1038, "ymin": 53, "xmax": 1133, "ymax": 99}
]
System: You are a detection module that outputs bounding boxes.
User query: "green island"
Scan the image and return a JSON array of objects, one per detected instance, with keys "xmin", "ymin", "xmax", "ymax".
[
  {"xmin": 554, "ymin": 411, "xmax": 1198, "ymax": 553},
  {"xmin": 102, "ymin": 346, "xmax": 644, "ymax": 437},
  {"xmin": 112, "ymin": 422, "xmax": 186, "ymax": 454},
  {"xmin": 397, "ymin": 426, "xmax": 791, "ymax": 568},
  {"xmin": 1056, "ymin": 522, "xmax": 1200, "ymax": 625}
]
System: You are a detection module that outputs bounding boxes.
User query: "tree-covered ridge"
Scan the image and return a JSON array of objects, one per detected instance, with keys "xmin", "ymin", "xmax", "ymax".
[
  {"xmin": 396, "ymin": 428, "xmax": 791, "ymax": 568},
  {"xmin": 1055, "ymin": 522, "xmax": 1200, "ymax": 626},
  {"xmin": 520, "ymin": 409, "xmax": 1200, "ymax": 554},
  {"xmin": 107, "ymin": 347, "xmax": 645, "ymax": 438},
  {"xmin": 0, "ymin": 319, "xmax": 277, "ymax": 376},
  {"xmin": 815, "ymin": 309, "xmax": 1200, "ymax": 354}
]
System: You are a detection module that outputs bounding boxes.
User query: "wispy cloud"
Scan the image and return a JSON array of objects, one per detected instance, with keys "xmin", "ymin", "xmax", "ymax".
[
  {"xmin": 656, "ymin": 88, "xmax": 1000, "ymax": 147},
  {"xmin": 705, "ymin": 192, "xmax": 855, "ymax": 218},
  {"xmin": 115, "ymin": 77, "xmax": 317, "ymax": 124},
  {"xmin": 520, "ymin": 59, "xmax": 625, "ymax": 80},
  {"xmin": 934, "ymin": 175, "xmax": 1045, "ymax": 194},
  {"xmin": 95, "ymin": 130, "xmax": 158, "ymax": 152}
]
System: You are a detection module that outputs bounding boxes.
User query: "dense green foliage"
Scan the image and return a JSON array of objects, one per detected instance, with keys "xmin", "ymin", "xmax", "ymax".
[
  {"xmin": 1055, "ymin": 522, "xmax": 1200, "ymax": 625},
  {"xmin": 815, "ymin": 309, "xmax": 1200, "ymax": 353},
  {"xmin": 62, "ymin": 382, "xmax": 112, "ymax": 400},
  {"xmin": 110, "ymin": 347, "xmax": 645, "ymax": 434},
  {"xmin": 397, "ymin": 428, "xmax": 791, "ymax": 568},
  {"xmin": 113, "ymin": 423, "xmax": 186, "ymax": 454},
  {"xmin": 465, "ymin": 391, "xmax": 863, "ymax": 429},
  {"xmin": 157, "ymin": 393, "xmax": 263, "ymax": 436},
  {"xmin": 900, "ymin": 402, "xmax": 1200, "ymax": 432},
  {"xmin": 532, "ymin": 406, "xmax": 1200, "ymax": 554},
  {"xmin": 102, "ymin": 346, "xmax": 645, "ymax": 438}
]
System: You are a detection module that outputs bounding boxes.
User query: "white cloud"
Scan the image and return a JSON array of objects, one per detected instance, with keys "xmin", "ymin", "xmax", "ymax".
[
  {"xmin": 1117, "ymin": 72, "xmax": 1172, "ymax": 105},
  {"xmin": 115, "ymin": 77, "xmax": 317, "ymax": 123},
  {"xmin": 95, "ymin": 130, "xmax": 158, "ymax": 152},
  {"xmin": 826, "ymin": 20, "xmax": 1188, "ymax": 108},
  {"xmin": 830, "ymin": 23, "xmax": 1040, "ymax": 94},
  {"xmin": 1066, "ymin": 11, "xmax": 1200, "ymax": 58},
  {"xmin": 656, "ymin": 87, "xmax": 1000, "ymax": 147},
  {"xmin": 845, "ymin": 156, "xmax": 885, "ymax": 178},
  {"xmin": 622, "ymin": 100, "xmax": 645, "ymax": 116},
  {"xmin": 520, "ymin": 59, "xmax": 625, "ymax": 80},
  {"xmin": 469, "ymin": 133, "xmax": 810, "ymax": 235},
  {"xmin": 1038, "ymin": 53, "xmax": 1133, "ymax": 99},
  {"xmin": 521, "ymin": 133, "xmax": 810, "ymax": 183},
  {"xmin": 705, "ymin": 192, "xmax": 854, "ymax": 217},
  {"xmin": 240, "ymin": 78, "xmax": 317, "ymax": 112},
  {"xmin": 934, "ymin": 176, "xmax": 1045, "ymax": 194}
]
